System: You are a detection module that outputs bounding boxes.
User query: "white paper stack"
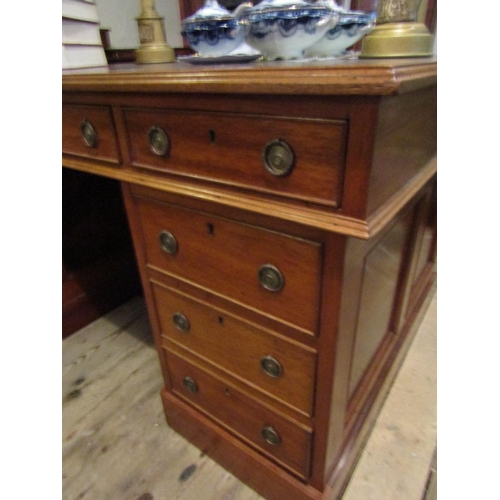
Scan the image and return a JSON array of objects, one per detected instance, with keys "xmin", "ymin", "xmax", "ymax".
[{"xmin": 62, "ymin": 0, "xmax": 108, "ymax": 70}]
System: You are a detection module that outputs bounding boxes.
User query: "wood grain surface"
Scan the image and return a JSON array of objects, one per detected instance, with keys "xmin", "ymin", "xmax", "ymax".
[
  {"xmin": 154, "ymin": 282, "xmax": 317, "ymax": 417},
  {"xmin": 165, "ymin": 350, "xmax": 313, "ymax": 480},
  {"xmin": 134, "ymin": 192, "xmax": 323, "ymax": 335},
  {"xmin": 62, "ymin": 59, "xmax": 437, "ymax": 500},
  {"xmin": 62, "ymin": 104, "xmax": 121, "ymax": 164},
  {"xmin": 123, "ymin": 107, "xmax": 347, "ymax": 207},
  {"xmin": 63, "ymin": 66, "xmax": 437, "ymax": 239},
  {"xmin": 62, "ymin": 58, "xmax": 437, "ymax": 96}
]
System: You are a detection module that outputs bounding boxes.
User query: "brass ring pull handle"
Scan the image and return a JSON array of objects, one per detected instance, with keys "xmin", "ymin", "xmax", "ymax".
[
  {"xmin": 260, "ymin": 356, "xmax": 283, "ymax": 378},
  {"xmin": 158, "ymin": 230, "xmax": 178, "ymax": 254},
  {"xmin": 261, "ymin": 426, "xmax": 281, "ymax": 446},
  {"xmin": 183, "ymin": 376, "xmax": 198, "ymax": 394},
  {"xmin": 262, "ymin": 139, "xmax": 294, "ymax": 177},
  {"xmin": 80, "ymin": 120, "xmax": 97, "ymax": 148},
  {"xmin": 173, "ymin": 312, "xmax": 190, "ymax": 332},
  {"xmin": 258, "ymin": 264, "xmax": 284, "ymax": 292},
  {"xmin": 148, "ymin": 126, "xmax": 170, "ymax": 156}
]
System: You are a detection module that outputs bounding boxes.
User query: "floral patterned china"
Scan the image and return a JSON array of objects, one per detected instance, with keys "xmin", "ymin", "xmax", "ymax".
[
  {"xmin": 181, "ymin": 0, "xmax": 251, "ymax": 57},
  {"xmin": 239, "ymin": 0, "xmax": 340, "ymax": 60},
  {"xmin": 305, "ymin": 6, "xmax": 376, "ymax": 58}
]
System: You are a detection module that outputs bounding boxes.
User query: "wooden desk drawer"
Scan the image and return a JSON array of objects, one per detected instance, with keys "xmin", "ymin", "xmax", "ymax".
[
  {"xmin": 136, "ymin": 196, "xmax": 323, "ymax": 335},
  {"xmin": 62, "ymin": 104, "xmax": 120, "ymax": 163},
  {"xmin": 154, "ymin": 282, "xmax": 317, "ymax": 416},
  {"xmin": 123, "ymin": 108, "xmax": 347, "ymax": 207},
  {"xmin": 166, "ymin": 350, "xmax": 313, "ymax": 480}
]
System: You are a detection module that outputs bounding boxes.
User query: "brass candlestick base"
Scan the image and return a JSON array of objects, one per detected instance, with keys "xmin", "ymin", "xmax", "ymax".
[
  {"xmin": 136, "ymin": 0, "xmax": 175, "ymax": 64},
  {"xmin": 360, "ymin": 22, "xmax": 434, "ymax": 58},
  {"xmin": 136, "ymin": 43, "xmax": 175, "ymax": 64}
]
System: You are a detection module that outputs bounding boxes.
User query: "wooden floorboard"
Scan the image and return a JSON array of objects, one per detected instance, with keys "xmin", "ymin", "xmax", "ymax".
[{"xmin": 62, "ymin": 294, "xmax": 437, "ymax": 500}]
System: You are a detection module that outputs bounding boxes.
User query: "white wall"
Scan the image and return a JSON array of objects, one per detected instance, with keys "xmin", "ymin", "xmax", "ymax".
[{"xmin": 95, "ymin": 0, "xmax": 183, "ymax": 49}]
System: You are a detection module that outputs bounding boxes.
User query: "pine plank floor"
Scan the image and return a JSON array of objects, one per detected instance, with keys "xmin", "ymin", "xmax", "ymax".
[{"xmin": 62, "ymin": 293, "xmax": 437, "ymax": 500}]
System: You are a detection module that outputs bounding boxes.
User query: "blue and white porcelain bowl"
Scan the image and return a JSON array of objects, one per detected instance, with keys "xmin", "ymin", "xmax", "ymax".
[
  {"xmin": 304, "ymin": 9, "xmax": 376, "ymax": 58},
  {"xmin": 181, "ymin": 0, "xmax": 247, "ymax": 57},
  {"xmin": 240, "ymin": 0, "xmax": 340, "ymax": 60}
]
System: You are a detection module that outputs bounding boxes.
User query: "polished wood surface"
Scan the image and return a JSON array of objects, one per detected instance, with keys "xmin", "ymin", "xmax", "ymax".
[
  {"xmin": 123, "ymin": 107, "xmax": 347, "ymax": 207},
  {"xmin": 134, "ymin": 189, "xmax": 323, "ymax": 335},
  {"xmin": 62, "ymin": 104, "xmax": 121, "ymax": 163},
  {"xmin": 327, "ymin": 281, "xmax": 436, "ymax": 500},
  {"xmin": 154, "ymin": 281, "xmax": 317, "ymax": 417},
  {"xmin": 368, "ymin": 86, "xmax": 437, "ymax": 216},
  {"xmin": 347, "ymin": 211, "xmax": 411, "ymax": 397},
  {"xmin": 166, "ymin": 350, "xmax": 313, "ymax": 479},
  {"xmin": 162, "ymin": 388, "xmax": 324, "ymax": 500},
  {"xmin": 62, "ymin": 58, "xmax": 436, "ymax": 96},
  {"xmin": 62, "ymin": 58, "xmax": 437, "ymax": 500},
  {"xmin": 62, "ymin": 74, "xmax": 436, "ymax": 237}
]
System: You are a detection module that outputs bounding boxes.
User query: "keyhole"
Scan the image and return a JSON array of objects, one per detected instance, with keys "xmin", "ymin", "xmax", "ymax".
[
  {"xmin": 207, "ymin": 223, "xmax": 214, "ymax": 235},
  {"xmin": 225, "ymin": 387, "xmax": 231, "ymax": 396},
  {"xmin": 218, "ymin": 316, "xmax": 224, "ymax": 325},
  {"xmin": 209, "ymin": 129, "xmax": 216, "ymax": 144}
]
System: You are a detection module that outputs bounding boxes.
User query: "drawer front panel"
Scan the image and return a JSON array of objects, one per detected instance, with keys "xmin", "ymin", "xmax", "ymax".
[
  {"xmin": 136, "ymin": 197, "xmax": 323, "ymax": 335},
  {"xmin": 62, "ymin": 104, "xmax": 120, "ymax": 163},
  {"xmin": 166, "ymin": 350, "xmax": 312, "ymax": 479},
  {"xmin": 124, "ymin": 108, "xmax": 347, "ymax": 206},
  {"xmin": 154, "ymin": 283, "xmax": 317, "ymax": 416}
]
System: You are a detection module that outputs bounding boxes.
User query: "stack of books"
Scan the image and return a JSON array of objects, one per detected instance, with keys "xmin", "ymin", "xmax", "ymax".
[{"xmin": 62, "ymin": 0, "xmax": 108, "ymax": 70}]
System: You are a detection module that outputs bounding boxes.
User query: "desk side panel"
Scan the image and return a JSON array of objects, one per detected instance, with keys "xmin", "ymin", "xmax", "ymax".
[
  {"xmin": 367, "ymin": 86, "xmax": 437, "ymax": 217},
  {"xmin": 324, "ymin": 178, "xmax": 436, "ymax": 488}
]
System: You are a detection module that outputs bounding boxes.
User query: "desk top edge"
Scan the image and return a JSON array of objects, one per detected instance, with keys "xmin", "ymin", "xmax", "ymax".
[{"xmin": 62, "ymin": 58, "xmax": 437, "ymax": 96}]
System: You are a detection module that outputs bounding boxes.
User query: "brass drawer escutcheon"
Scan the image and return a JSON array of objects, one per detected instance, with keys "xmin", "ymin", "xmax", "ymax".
[
  {"xmin": 183, "ymin": 376, "xmax": 198, "ymax": 394},
  {"xmin": 262, "ymin": 139, "xmax": 294, "ymax": 177},
  {"xmin": 80, "ymin": 120, "xmax": 97, "ymax": 148},
  {"xmin": 158, "ymin": 230, "xmax": 178, "ymax": 254},
  {"xmin": 173, "ymin": 312, "xmax": 190, "ymax": 332},
  {"xmin": 261, "ymin": 426, "xmax": 281, "ymax": 446},
  {"xmin": 148, "ymin": 125, "xmax": 170, "ymax": 156},
  {"xmin": 258, "ymin": 264, "xmax": 284, "ymax": 292},
  {"xmin": 260, "ymin": 356, "xmax": 283, "ymax": 378}
]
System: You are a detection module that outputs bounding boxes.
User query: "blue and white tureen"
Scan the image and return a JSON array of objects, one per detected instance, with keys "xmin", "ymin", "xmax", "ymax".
[
  {"xmin": 305, "ymin": 4, "xmax": 376, "ymax": 58},
  {"xmin": 240, "ymin": 0, "xmax": 340, "ymax": 60},
  {"xmin": 181, "ymin": 0, "xmax": 249, "ymax": 57}
]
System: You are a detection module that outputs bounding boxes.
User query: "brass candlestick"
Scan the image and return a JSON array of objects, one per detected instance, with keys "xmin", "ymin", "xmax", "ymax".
[
  {"xmin": 135, "ymin": 0, "xmax": 175, "ymax": 63},
  {"xmin": 360, "ymin": 0, "xmax": 434, "ymax": 58}
]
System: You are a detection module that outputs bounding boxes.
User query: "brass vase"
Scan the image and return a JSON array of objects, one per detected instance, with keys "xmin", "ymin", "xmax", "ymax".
[
  {"xmin": 360, "ymin": 0, "xmax": 435, "ymax": 58},
  {"xmin": 135, "ymin": 0, "xmax": 175, "ymax": 63}
]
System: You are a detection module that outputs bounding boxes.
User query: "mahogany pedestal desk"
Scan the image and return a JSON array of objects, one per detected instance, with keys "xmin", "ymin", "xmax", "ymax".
[{"xmin": 62, "ymin": 58, "xmax": 437, "ymax": 500}]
